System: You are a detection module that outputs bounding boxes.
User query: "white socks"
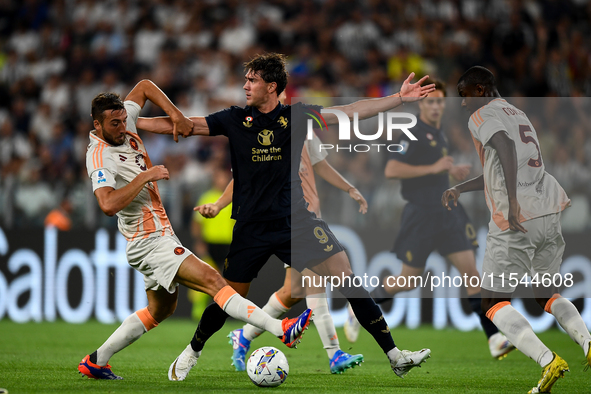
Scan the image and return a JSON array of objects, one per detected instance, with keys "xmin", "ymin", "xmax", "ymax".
[
  {"xmin": 488, "ymin": 302, "xmax": 553, "ymax": 367},
  {"xmin": 241, "ymin": 292, "xmax": 341, "ymax": 359},
  {"xmin": 387, "ymin": 347, "xmax": 400, "ymax": 361},
  {"xmin": 219, "ymin": 291, "xmax": 283, "ymax": 337},
  {"xmin": 96, "ymin": 311, "xmax": 151, "ymax": 366},
  {"xmin": 306, "ymin": 294, "xmax": 339, "ymax": 359},
  {"xmin": 547, "ymin": 297, "xmax": 591, "ymax": 356},
  {"xmin": 243, "ymin": 293, "xmax": 290, "ymax": 341}
]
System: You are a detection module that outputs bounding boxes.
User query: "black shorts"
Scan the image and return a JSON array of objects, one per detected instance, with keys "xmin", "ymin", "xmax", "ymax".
[
  {"xmin": 223, "ymin": 211, "xmax": 344, "ymax": 283},
  {"xmin": 393, "ymin": 202, "xmax": 478, "ymax": 268},
  {"xmin": 206, "ymin": 243, "xmax": 231, "ymax": 268}
]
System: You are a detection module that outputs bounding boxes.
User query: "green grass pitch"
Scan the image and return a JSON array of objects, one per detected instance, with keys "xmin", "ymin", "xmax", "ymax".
[{"xmin": 0, "ymin": 320, "xmax": 588, "ymax": 393}]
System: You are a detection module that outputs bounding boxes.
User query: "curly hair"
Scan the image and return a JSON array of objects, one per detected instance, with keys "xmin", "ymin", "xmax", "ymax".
[{"xmin": 244, "ymin": 53, "xmax": 289, "ymax": 95}]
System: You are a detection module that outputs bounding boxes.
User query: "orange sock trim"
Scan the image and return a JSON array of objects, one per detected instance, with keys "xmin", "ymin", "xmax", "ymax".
[
  {"xmin": 544, "ymin": 293, "xmax": 561, "ymax": 314},
  {"xmin": 214, "ymin": 285, "xmax": 238, "ymax": 309},
  {"xmin": 136, "ymin": 307, "xmax": 158, "ymax": 331},
  {"xmin": 274, "ymin": 292, "xmax": 290, "ymax": 310},
  {"xmin": 485, "ymin": 301, "xmax": 511, "ymax": 321}
]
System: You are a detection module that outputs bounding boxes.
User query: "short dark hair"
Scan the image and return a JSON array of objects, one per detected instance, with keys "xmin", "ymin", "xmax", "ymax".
[
  {"xmin": 244, "ymin": 53, "xmax": 288, "ymax": 95},
  {"xmin": 91, "ymin": 93, "xmax": 125, "ymax": 123},
  {"xmin": 423, "ymin": 77, "xmax": 447, "ymax": 96},
  {"xmin": 457, "ymin": 66, "xmax": 496, "ymax": 89}
]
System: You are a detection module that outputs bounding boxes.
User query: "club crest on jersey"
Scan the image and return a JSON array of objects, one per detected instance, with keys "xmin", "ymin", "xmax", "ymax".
[
  {"xmin": 243, "ymin": 116, "xmax": 253, "ymax": 128},
  {"xmin": 257, "ymin": 129, "xmax": 274, "ymax": 146},
  {"xmin": 135, "ymin": 154, "xmax": 147, "ymax": 171},
  {"xmin": 130, "ymin": 137, "xmax": 139, "ymax": 150},
  {"xmin": 426, "ymin": 133, "xmax": 433, "ymax": 140},
  {"xmin": 278, "ymin": 116, "xmax": 288, "ymax": 128},
  {"xmin": 430, "ymin": 140, "xmax": 437, "ymax": 147},
  {"xmin": 174, "ymin": 247, "xmax": 185, "ymax": 255}
]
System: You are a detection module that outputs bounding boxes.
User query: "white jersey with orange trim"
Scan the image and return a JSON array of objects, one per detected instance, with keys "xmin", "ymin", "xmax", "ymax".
[
  {"xmin": 86, "ymin": 100, "xmax": 173, "ymax": 241},
  {"xmin": 468, "ymin": 98, "xmax": 570, "ymax": 231},
  {"xmin": 299, "ymin": 133, "xmax": 328, "ymax": 217}
]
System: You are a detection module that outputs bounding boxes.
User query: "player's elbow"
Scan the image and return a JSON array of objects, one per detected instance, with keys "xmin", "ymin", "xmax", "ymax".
[
  {"xmin": 384, "ymin": 167, "xmax": 399, "ymax": 179},
  {"xmin": 137, "ymin": 79, "xmax": 154, "ymax": 88},
  {"xmin": 101, "ymin": 207, "xmax": 117, "ymax": 217},
  {"xmin": 99, "ymin": 201, "xmax": 118, "ymax": 217}
]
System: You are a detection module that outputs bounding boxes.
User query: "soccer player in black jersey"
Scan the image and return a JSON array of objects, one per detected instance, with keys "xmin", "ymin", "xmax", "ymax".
[
  {"xmin": 343, "ymin": 79, "xmax": 516, "ymax": 360},
  {"xmin": 138, "ymin": 53, "xmax": 435, "ymax": 380}
]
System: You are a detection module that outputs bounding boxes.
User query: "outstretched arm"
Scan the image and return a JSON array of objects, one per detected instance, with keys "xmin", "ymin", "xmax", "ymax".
[
  {"xmin": 313, "ymin": 160, "xmax": 367, "ymax": 214},
  {"xmin": 137, "ymin": 116, "xmax": 210, "ymax": 137},
  {"xmin": 322, "ymin": 73, "xmax": 435, "ymax": 125},
  {"xmin": 124, "ymin": 80, "xmax": 193, "ymax": 142}
]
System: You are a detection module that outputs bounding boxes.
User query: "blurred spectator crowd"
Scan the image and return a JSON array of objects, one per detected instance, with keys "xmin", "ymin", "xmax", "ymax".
[{"xmin": 1, "ymin": 0, "xmax": 591, "ymax": 233}]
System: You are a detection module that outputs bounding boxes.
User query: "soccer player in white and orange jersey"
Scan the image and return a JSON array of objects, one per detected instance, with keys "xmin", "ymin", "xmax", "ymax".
[
  {"xmin": 443, "ymin": 66, "xmax": 591, "ymax": 393},
  {"xmin": 78, "ymin": 80, "xmax": 312, "ymax": 381}
]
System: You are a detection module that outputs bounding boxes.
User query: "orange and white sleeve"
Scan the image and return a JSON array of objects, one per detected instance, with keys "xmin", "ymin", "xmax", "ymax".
[{"xmin": 87, "ymin": 144, "xmax": 117, "ymax": 192}]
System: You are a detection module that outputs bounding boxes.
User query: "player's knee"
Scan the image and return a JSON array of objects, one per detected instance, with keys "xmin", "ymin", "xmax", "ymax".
[{"xmin": 404, "ymin": 277, "xmax": 419, "ymax": 290}]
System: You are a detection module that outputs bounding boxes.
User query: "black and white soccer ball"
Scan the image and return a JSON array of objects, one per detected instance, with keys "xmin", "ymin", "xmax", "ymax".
[{"xmin": 246, "ymin": 347, "xmax": 289, "ymax": 387}]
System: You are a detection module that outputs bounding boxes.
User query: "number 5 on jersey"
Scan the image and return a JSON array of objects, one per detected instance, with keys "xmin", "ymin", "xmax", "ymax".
[{"xmin": 519, "ymin": 125, "xmax": 542, "ymax": 168}]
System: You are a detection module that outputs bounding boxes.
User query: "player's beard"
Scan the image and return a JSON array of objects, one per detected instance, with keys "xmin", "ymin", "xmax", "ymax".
[{"xmin": 101, "ymin": 126, "xmax": 125, "ymax": 146}]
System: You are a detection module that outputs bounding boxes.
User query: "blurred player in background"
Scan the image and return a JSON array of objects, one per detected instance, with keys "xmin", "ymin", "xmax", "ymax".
[
  {"xmin": 345, "ymin": 79, "xmax": 515, "ymax": 360},
  {"xmin": 139, "ymin": 53, "xmax": 435, "ymax": 381},
  {"xmin": 79, "ymin": 80, "xmax": 312, "ymax": 381},
  {"xmin": 188, "ymin": 167, "xmax": 234, "ymax": 321},
  {"xmin": 444, "ymin": 66, "xmax": 591, "ymax": 393}
]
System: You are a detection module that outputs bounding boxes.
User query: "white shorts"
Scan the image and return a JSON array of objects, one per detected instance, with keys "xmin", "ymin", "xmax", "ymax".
[
  {"xmin": 481, "ymin": 213, "xmax": 565, "ymax": 293},
  {"xmin": 126, "ymin": 234, "xmax": 194, "ymax": 293}
]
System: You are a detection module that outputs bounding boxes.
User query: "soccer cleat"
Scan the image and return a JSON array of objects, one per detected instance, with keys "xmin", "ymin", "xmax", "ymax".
[
  {"xmin": 390, "ymin": 348, "xmax": 431, "ymax": 378},
  {"xmin": 228, "ymin": 328, "xmax": 251, "ymax": 371},
  {"xmin": 488, "ymin": 332, "xmax": 516, "ymax": 360},
  {"xmin": 168, "ymin": 344, "xmax": 201, "ymax": 381},
  {"xmin": 280, "ymin": 308, "xmax": 312, "ymax": 348},
  {"xmin": 78, "ymin": 355, "xmax": 123, "ymax": 380},
  {"xmin": 344, "ymin": 303, "xmax": 361, "ymax": 343},
  {"xmin": 329, "ymin": 350, "xmax": 364, "ymax": 374},
  {"xmin": 528, "ymin": 352, "xmax": 569, "ymax": 393}
]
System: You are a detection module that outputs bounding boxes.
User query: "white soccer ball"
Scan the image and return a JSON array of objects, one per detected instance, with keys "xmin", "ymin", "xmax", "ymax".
[{"xmin": 246, "ymin": 347, "xmax": 289, "ymax": 387}]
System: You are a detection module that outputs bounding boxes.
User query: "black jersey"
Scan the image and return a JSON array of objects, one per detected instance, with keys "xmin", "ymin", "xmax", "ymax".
[
  {"xmin": 206, "ymin": 102, "xmax": 321, "ymax": 222},
  {"xmin": 388, "ymin": 118, "xmax": 450, "ymax": 206}
]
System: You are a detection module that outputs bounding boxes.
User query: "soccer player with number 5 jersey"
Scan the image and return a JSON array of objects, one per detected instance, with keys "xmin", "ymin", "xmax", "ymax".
[{"xmin": 443, "ymin": 66, "xmax": 591, "ymax": 393}]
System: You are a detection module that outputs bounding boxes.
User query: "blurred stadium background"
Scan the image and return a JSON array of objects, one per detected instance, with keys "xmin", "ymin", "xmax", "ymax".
[{"xmin": 1, "ymin": 0, "xmax": 591, "ymax": 328}]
